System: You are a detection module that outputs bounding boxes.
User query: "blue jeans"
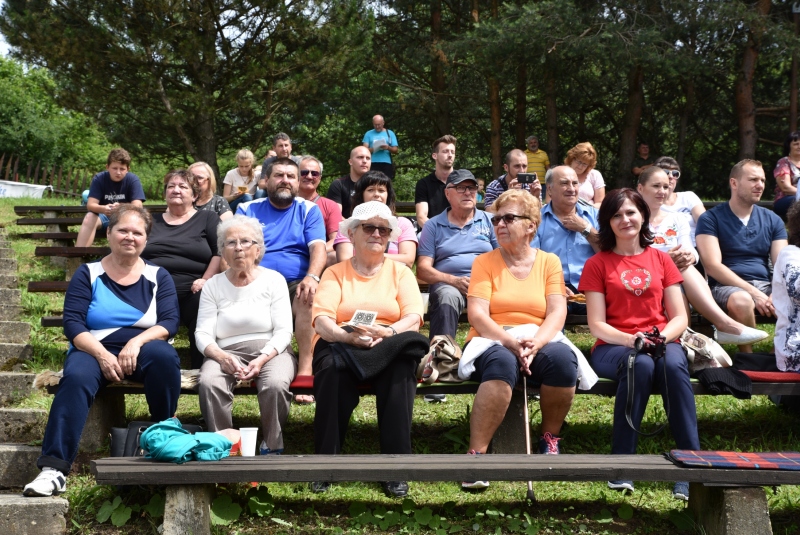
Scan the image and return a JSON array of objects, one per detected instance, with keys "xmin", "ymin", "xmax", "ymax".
[
  {"xmin": 37, "ymin": 340, "xmax": 181, "ymax": 473},
  {"xmin": 590, "ymin": 343, "xmax": 699, "ymax": 455},
  {"xmin": 228, "ymin": 193, "xmax": 253, "ymax": 213}
]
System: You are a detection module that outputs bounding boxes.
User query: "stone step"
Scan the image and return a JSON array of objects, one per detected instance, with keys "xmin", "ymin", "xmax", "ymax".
[
  {"xmin": 0, "ymin": 306, "xmax": 22, "ymax": 322},
  {"xmin": 0, "ymin": 445, "xmax": 40, "ymax": 489},
  {"xmin": 0, "ymin": 494, "xmax": 68, "ymax": 534},
  {"xmin": 0, "ymin": 373, "xmax": 35, "ymax": 407},
  {"xmin": 0, "ymin": 259, "xmax": 16, "ymax": 272},
  {"xmin": 0, "ymin": 275, "xmax": 17, "ymax": 289},
  {"xmin": 0, "ymin": 409, "xmax": 47, "ymax": 443},
  {"xmin": 0, "ymin": 249, "xmax": 13, "ymax": 258},
  {"xmin": 0, "ymin": 290, "xmax": 21, "ymax": 306},
  {"xmin": 0, "ymin": 344, "xmax": 33, "ymax": 371},
  {"xmin": 0, "ymin": 322, "xmax": 30, "ymax": 344}
]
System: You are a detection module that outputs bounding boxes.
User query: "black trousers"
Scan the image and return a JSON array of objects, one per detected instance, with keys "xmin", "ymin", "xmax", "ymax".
[
  {"xmin": 312, "ymin": 340, "xmax": 416, "ymax": 455},
  {"xmin": 178, "ymin": 289, "xmax": 203, "ymax": 369}
]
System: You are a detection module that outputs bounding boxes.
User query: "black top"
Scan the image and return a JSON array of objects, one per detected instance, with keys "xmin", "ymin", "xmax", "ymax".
[
  {"xmin": 326, "ymin": 175, "xmax": 359, "ymax": 218},
  {"xmin": 196, "ymin": 195, "xmax": 231, "ymax": 218},
  {"xmin": 141, "ymin": 210, "xmax": 220, "ymax": 294},
  {"xmin": 414, "ymin": 172, "xmax": 448, "ymax": 220}
]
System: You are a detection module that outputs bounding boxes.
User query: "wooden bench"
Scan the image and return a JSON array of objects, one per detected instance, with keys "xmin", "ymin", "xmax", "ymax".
[{"xmin": 91, "ymin": 453, "xmax": 799, "ymax": 535}]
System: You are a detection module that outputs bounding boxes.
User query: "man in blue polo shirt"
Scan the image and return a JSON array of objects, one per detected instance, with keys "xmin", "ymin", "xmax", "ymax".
[
  {"xmin": 696, "ymin": 159, "xmax": 788, "ymax": 352},
  {"xmin": 418, "ymin": 169, "xmax": 498, "ymax": 339},
  {"xmin": 532, "ymin": 166, "xmax": 599, "ymax": 313},
  {"xmin": 237, "ymin": 157, "xmax": 327, "ymax": 401}
]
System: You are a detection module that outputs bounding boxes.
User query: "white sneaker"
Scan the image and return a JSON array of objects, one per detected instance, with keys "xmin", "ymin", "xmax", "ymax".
[
  {"xmin": 23, "ymin": 467, "xmax": 66, "ymax": 497},
  {"xmin": 715, "ymin": 326, "xmax": 769, "ymax": 346}
]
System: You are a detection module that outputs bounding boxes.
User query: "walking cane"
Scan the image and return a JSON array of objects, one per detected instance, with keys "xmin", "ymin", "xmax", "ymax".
[{"xmin": 522, "ymin": 375, "xmax": 536, "ymax": 502}]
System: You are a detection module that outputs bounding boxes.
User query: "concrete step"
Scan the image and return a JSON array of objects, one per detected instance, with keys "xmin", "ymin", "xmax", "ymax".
[
  {"xmin": 0, "ymin": 259, "xmax": 16, "ymax": 272},
  {"xmin": 0, "ymin": 445, "xmax": 40, "ymax": 489},
  {"xmin": 0, "ymin": 409, "xmax": 46, "ymax": 443},
  {"xmin": 0, "ymin": 493, "xmax": 68, "ymax": 534},
  {"xmin": 0, "ymin": 373, "xmax": 35, "ymax": 407},
  {"xmin": 0, "ymin": 322, "xmax": 30, "ymax": 344},
  {"xmin": 0, "ymin": 345, "xmax": 32, "ymax": 371},
  {"xmin": 0, "ymin": 306, "xmax": 22, "ymax": 322},
  {"xmin": 0, "ymin": 290, "xmax": 21, "ymax": 306},
  {"xmin": 0, "ymin": 249, "xmax": 13, "ymax": 258},
  {"xmin": 0, "ymin": 275, "xmax": 17, "ymax": 289}
]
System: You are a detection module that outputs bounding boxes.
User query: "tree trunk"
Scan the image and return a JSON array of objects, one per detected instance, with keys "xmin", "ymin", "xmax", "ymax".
[
  {"xmin": 676, "ymin": 77, "xmax": 695, "ymax": 169},
  {"xmin": 735, "ymin": 0, "xmax": 771, "ymax": 160},
  {"xmin": 791, "ymin": 13, "xmax": 798, "ymax": 133},
  {"xmin": 431, "ymin": 0, "xmax": 451, "ymax": 136},
  {"xmin": 488, "ymin": 77, "xmax": 502, "ymax": 178},
  {"xmin": 616, "ymin": 64, "xmax": 645, "ymax": 188},
  {"xmin": 193, "ymin": 110, "xmax": 220, "ymax": 185},
  {"xmin": 544, "ymin": 57, "xmax": 559, "ymax": 166},
  {"xmin": 515, "ymin": 63, "xmax": 527, "ymax": 149}
]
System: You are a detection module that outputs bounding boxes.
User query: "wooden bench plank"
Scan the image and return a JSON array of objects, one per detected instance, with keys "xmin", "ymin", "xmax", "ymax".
[
  {"xmin": 24, "ymin": 232, "xmax": 80, "ymax": 240},
  {"xmin": 16, "ymin": 217, "xmax": 84, "ymax": 226},
  {"xmin": 14, "ymin": 204, "xmax": 168, "ymax": 216},
  {"xmin": 90, "ymin": 454, "xmax": 800, "ymax": 486},
  {"xmin": 28, "ymin": 281, "xmax": 69, "ymax": 292},
  {"xmin": 34, "ymin": 246, "xmax": 109, "ymax": 258}
]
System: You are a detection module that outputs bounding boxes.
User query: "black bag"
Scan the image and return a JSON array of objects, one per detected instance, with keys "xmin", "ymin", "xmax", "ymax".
[{"xmin": 110, "ymin": 420, "xmax": 203, "ymax": 457}]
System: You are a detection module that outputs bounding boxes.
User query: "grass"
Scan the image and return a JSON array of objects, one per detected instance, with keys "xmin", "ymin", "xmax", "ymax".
[{"xmin": 3, "ymin": 196, "xmax": 800, "ymax": 534}]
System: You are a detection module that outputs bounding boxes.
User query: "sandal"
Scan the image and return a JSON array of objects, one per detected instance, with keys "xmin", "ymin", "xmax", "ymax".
[{"xmin": 294, "ymin": 394, "xmax": 315, "ymax": 405}]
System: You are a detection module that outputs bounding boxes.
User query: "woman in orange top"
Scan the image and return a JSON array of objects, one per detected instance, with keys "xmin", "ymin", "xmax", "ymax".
[
  {"xmin": 462, "ymin": 190, "xmax": 577, "ymax": 490},
  {"xmin": 311, "ymin": 201, "xmax": 425, "ymax": 497}
]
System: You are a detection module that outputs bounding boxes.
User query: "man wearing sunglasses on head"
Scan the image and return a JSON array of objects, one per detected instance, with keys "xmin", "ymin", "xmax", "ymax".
[
  {"xmin": 298, "ymin": 156, "xmax": 343, "ymax": 266},
  {"xmin": 418, "ymin": 169, "xmax": 499, "ymax": 342}
]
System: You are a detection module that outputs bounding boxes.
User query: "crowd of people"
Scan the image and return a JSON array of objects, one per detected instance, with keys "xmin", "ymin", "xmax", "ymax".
[{"xmin": 22, "ymin": 125, "xmax": 800, "ymax": 504}]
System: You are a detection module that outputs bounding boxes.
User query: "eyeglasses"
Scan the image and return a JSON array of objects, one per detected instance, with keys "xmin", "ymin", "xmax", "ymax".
[
  {"xmin": 491, "ymin": 214, "xmax": 531, "ymax": 226},
  {"xmin": 191, "ymin": 174, "xmax": 209, "ymax": 182},
  {"xmin": 300, "ymin": 169, "xmax": 321, "ymax": 178},
  {"xmin": 360, "ymin": 224, "xmax": 391, "ymax": 237},
  {"xmin": 447, "ymin": 184, "xmax": 478, "ymax": 194},
  {"xmin": 224, "ymin": 239, "xmax": 257, "ymax": 249},
  {"xmin": 664, "ymin": 170, "xmax": 681, "ymax": 179},
  {"xmin": 572, "ymin": 160, "xmax": 590, "ymax": 168}
]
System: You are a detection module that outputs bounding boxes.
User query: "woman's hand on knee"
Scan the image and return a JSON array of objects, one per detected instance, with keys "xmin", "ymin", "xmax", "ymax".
[
  {"xmin": 220, "ymin": 353, "xmax": 244, "ymax": 377},
  {"xmin": 118, "ymin": 340, "xmax": 142, "ymax": 376},
  {"xmin": 97, "ymin": 353, "xmax": 124, "ymax": 383}
]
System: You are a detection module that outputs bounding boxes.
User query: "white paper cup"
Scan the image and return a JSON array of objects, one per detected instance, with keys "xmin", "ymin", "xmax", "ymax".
[{"xmin": 239, "ymin": 427, "xmax": 258, "ymax": 457}]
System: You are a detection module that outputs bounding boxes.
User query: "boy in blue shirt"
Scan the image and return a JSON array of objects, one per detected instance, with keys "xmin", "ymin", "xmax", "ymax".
[{"xmin": 76, "ymin": 148, "xmax": 146, "ymax": 247}]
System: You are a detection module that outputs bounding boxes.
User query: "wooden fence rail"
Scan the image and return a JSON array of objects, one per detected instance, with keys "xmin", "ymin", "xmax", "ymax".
[{"xmin": 0, "ymin": 153, "xmax": 91, "ymax": 198}]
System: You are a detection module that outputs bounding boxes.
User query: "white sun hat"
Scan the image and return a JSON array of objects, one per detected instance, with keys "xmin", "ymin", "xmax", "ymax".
[{"xmin": 339, "ymin": 200, "xmax": 401, "ymax": 242}]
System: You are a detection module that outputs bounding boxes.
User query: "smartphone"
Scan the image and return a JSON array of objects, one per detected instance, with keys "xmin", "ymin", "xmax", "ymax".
[{"xmin": 516, "ymin": 172, "xmax": 538, "ymax": 184}]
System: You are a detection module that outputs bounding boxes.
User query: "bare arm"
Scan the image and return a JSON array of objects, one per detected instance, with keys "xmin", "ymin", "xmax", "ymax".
[
  {"xmin": 296, "ymin": 241, "xmax": 327, "ymax": 305},
  {"xmin": 592, "ymin": 187, "xmax": 605, "ymax": 208},
  {"xmin": 335, "ymin": 241, "xmax": 353, "ymax": 264},
  {"xmin": 415, "ymin": 202, "xmax": 429, "ymax": 228},
  {"xmin": 690, "ymin": 203, "xmax": 706, "ymax": 223},
  {"xmin": 416, "ymin": 255, "xmax": 469, "ymax": 293},
  {"xmin": 222, "ymin": 183, "xmax": 242, "ymax": 203},
  {"xmin": 386, "ymin": 240, "xmax": 417, "ymax": 268},
  {"xmin": 86, "ymin": 198, "xmax": 115, "ymax": 216},
  {"xmin": 191, "ymin": 256, "xmax": 222, "ymax": 293},
  {"xmin": 776, "ymin": 171, "xmax": 796, "ymax": 195}
]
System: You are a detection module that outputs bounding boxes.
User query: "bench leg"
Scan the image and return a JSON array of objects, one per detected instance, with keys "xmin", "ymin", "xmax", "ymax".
[
  {"xmin": 79, "ymin": 390, "xmax": 125, "ymax": 452},
  {"xmin": 489, "ymin": 388, "xmax": 527, "ymax": 454},
  {"xmin": 163, "ymin": 484, "xmax": 214, "ymax": 535},
  {"xmin": 689, "ymin": 483, "xmax": 773, "ymax": 535}
]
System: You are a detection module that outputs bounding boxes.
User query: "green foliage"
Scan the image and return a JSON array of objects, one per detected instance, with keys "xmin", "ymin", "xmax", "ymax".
[
  {"xmin": 0, "ymin": 56, "xmax": 110, "ymax": 169},
  {"xmin": 96, "ymin": 495, "xmax": 132, "ymax": 527},
  {"xmin": 247, "ymin": 486, "xmax": 275, "ymax": 517},
  {"xmin": 210, "ymin": 493, "xmax": 243, "ymax": 525}
]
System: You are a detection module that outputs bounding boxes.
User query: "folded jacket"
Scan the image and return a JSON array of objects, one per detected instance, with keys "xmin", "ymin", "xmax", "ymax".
[
  {"xmin": 330, "ymin": 331, "xmax": 430, "ymax": 382},
  {"xmin": 695, "ymin": 367, "xmax": 752, "ymax": 399},
  {"xmin": 140, "ymin": 417, "xmax": 232, "ymax": 463}
]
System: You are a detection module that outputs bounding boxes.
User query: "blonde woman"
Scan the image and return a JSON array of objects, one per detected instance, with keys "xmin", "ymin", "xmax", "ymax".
[
  {"xmin": 223, "ymin": 149, "xmax": 257, "ymax": 212},
  {"xmin": 564, "ymin": 142, "xmax": 605, "ymax": 208},
  {"xmin": 189, "ymin": 161, "xmax": 232, "ymax": 221}
]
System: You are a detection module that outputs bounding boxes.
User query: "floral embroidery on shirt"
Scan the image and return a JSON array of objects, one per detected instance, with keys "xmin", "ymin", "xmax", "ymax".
[{"xmin": 620, "ymin": 268, "xmax": 651, "ymax": 297}]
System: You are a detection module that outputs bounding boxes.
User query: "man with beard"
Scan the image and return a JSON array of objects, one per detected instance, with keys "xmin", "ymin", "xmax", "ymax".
[
  {"xmin": 696, "ymin": 159, "xmax": 787, "ymax": 352},
  {"xmin": 237, "ymin": 157, "xmax": 327, "ymax": 400}
]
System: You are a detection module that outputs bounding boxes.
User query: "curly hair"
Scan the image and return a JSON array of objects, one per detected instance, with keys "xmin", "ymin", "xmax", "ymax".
[
  {"xmin": 490, "ymin": 189, "xmax": 542, "ymax": 227},
  {"xmin": 596, "ymin": 188, "xmax": 653, "ymax": 252},
  {"xmin": 564, "ymin": 142, "xmax": 597, "ymax": 170}
]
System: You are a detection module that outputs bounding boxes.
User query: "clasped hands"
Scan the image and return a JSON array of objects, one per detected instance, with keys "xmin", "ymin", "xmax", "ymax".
[
  {"xmin": 504, "ymin": 335, "xmax": 544, "ymax": 376},
  {"xmin": 220, "ymin": 353, "xmax": 269, "ymax": 381}
]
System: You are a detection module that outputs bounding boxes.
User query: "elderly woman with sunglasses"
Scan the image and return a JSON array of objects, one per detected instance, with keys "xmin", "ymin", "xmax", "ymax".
[
  {"xmin": 460, "ymin": 189, "xmax": 578, "ymax": 490},
  {"xmin": 311, "ymin": 201, "xmax": 427, "ymax": 497}
]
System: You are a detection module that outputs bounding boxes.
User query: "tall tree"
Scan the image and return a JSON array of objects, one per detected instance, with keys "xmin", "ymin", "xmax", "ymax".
[{"xmin": 0, "ymin": 0, "xmax": 370, "ymax": 177}]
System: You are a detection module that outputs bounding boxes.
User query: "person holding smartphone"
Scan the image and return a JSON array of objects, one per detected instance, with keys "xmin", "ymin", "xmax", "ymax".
[{"xmin": 484, "ymin": 149, "xmax": 542, "ymax": 209}]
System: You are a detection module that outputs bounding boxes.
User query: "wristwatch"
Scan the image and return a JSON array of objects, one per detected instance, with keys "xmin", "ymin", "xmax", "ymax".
[
  {"xmin": 580, "ymin": 226, "xmax": 591, "ymax": 238},
  {"xmin": 305, "ymin": 273, "xmax": 321, "ymax": 283}
]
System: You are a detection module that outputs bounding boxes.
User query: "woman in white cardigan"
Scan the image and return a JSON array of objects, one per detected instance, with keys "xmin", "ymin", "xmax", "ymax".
[{"xmin": 196, "ymin": 215, "xmax": 297, "ymax": 455}]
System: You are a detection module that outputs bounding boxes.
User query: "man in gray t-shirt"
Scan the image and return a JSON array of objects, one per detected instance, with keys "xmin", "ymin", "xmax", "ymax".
[{"xmin": 417, "ymin": 169, "xmax": 498, "ymax": 340}]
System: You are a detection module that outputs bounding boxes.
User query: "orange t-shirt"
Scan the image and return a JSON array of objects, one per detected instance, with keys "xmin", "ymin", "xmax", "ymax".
[
  {"xmin": 311, "ymin": 260, "xmax": 424, "ymax": 348},
  {"xmin": 466, "ymin": 248, "xmax": 565, "ymax": 341}
]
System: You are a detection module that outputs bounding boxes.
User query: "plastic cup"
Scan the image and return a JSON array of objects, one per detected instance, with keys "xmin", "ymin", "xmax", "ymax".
[{"xmin": 239, "ymin": 427, "xmax": 258, "ymax": 457}]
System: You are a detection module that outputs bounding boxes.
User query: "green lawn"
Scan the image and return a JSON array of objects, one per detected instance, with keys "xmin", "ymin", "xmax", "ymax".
[{"xmin": 3, "ymin": 197, "xmax": 799, "ymax": 534}]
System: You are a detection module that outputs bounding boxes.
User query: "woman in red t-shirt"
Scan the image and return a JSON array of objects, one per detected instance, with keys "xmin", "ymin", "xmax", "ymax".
[{"xmin": 579, "ymin": 188, "xmax": 699, "ymax": 502}]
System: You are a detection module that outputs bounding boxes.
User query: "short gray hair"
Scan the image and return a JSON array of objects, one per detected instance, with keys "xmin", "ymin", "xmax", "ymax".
[
  {"xmin": 299, "ymin": 155, "xmax": 323, "ymax": 174},
  {"xmin": 217, "ymin": 215, "xmax": 265, "ymax": 263},
  {"xmin": 526, "ymin": 135, "xmax": 539, "ymax": 143}
]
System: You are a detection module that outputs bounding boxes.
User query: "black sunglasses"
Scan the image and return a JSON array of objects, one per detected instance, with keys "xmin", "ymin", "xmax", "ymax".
[
  {"xmin": 490, "ymin": 214, "xmax": 530, "ymax": 226},
  {"xmin": 360, "ymin": 224, "xmax": 391, "ymax": 237},
  {"xmin": 300, "ymin": 169, "xmax": 321, "ymax": 178}
]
